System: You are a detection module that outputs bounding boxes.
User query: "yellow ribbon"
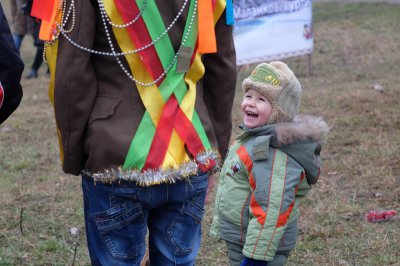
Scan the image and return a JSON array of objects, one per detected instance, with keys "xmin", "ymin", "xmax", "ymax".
[{"xmin": 104, "ymin": 1, "xmax": 189, "ymax": 168}]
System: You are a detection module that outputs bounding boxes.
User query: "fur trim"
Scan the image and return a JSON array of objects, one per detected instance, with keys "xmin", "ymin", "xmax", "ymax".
[{"xmin": 275, "ymin": 115, "xmax": 330, "ymax": 145}]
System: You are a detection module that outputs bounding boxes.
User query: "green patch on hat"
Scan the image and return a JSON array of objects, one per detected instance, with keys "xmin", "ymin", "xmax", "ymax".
[{"xmin": 250, "ymin": 64, "xmax": 281, "ymax": 86}]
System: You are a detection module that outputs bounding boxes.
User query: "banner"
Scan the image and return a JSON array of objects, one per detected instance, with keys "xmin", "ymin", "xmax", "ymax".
[{"xmin": 233, "ymin": 0, "xmax": 313, "ymax": 65}]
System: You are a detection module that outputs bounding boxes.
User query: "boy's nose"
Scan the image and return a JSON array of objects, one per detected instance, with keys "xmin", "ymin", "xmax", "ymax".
[{"xmin": 248, "ymin": 99, "xmax": 256, "ymax": 106}]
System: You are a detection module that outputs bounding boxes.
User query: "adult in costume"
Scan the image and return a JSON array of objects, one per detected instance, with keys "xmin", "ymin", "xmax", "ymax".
[
  {"xmin": 33, "ymin": 0, "xmax": 236, "ymax": 264},
  {"xmin": 0, "ymin": 2, "xmax": 24, "ymax": 124}
]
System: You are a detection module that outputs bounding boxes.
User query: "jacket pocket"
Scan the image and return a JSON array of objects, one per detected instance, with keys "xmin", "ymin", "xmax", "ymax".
[{"xmin": 88, "ymin": 96, "xmax": 121, "ymax": 124}]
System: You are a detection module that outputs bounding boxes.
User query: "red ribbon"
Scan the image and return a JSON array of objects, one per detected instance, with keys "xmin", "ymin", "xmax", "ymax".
[
  {"xmin": 143, "ymin": 95, "xmax": 205, "ymax": 170},
  {"xmin": 114, "ymin": 0, "xmax": 164, "ymax": 85},
  {"xmin": 30, "ymin": 0, "xmax": 55, "ymax": 22}
]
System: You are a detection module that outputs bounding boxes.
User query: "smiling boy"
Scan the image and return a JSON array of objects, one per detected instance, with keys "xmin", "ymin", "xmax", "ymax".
[
  {"xmin": 211, "ymin": 62, "xmax": 329, "ymax": 266},
  {"xmin": 241, "ymin": 88, "xmax": 273, "ymax": 129}
]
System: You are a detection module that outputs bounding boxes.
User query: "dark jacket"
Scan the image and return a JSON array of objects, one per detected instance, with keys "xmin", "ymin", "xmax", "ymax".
[
  {"xmin": 47, "ymin": 0, "xmax": 237, "ymax": 181},
  {"xmin": 0, "ymin": 2, "xmax": 24, "ymax": 124}
]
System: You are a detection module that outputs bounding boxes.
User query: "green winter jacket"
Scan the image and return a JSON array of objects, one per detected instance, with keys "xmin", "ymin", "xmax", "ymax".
[{"xmin": 210, "ymin": 115, "xmax": 329, "ymax": 261}]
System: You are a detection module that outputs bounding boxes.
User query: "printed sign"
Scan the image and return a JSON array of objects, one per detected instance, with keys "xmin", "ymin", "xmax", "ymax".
[{"xmin": 233, "ymin": 0, "xmax": 313, "ymax": 65}]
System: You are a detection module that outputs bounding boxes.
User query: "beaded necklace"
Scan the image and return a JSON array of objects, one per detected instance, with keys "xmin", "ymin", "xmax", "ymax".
[
  {"xmin": 43, "ymin": 0, "xmax": 75, "ymax": 63},
  {"xmin": 45, "ymin": 0, "xmax": 227, "ymax": 182},
  {"xmin": 100, "ymin": 0, "xmax": 196, "ymax": 86},
  {"xmin": 101, "ymin": 0, "xmax": 148, "ymax": 28},
  {"xmin": 47, "ymin": 0, "xmax": 195, "ymax": 86}
]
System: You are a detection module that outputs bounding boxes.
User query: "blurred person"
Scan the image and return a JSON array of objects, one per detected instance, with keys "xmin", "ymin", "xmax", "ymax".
[
  {"xmin": 10, "ymin": 0, "xmax": 34, "ymax": 52},
  {"xmin": 25, "ymin": 18, "xmax": 44, "ymax": 79},
  {"xmin": 210, "ymin": 62, "xmax": 329, "ymax": 266},
  {"xmin": 42, "ymin": 0, "xmax": 237, "ymax": 265},
  {"xmin": 10, "ymin": 0, "xmax": 45, "ymax": 79},
  {"xmin": 0, "ymin": 2, "xmax": 24, "ymax": 124}
]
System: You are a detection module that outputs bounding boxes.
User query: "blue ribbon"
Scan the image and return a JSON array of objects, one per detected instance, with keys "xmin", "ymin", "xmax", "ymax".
[{"xmin": 226, "ymin": 0, "xmax": 234, "ymax": 25}]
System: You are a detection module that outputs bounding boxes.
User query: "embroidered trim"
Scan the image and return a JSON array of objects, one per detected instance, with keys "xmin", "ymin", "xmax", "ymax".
[{"xmin": 83, "ymin": 150, "xmax": 221, "ymax": 186}]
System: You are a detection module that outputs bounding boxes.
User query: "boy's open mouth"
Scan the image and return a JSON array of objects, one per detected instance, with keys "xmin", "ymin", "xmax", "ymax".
[{"xmin": 246, "ymin": 111, "xmax": 258, "ymax": 117}]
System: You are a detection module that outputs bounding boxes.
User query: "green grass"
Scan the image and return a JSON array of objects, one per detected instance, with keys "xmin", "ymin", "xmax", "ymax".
[{"xmin": 1, "ymin": 2, "xmax": 400, "ymax": 265}]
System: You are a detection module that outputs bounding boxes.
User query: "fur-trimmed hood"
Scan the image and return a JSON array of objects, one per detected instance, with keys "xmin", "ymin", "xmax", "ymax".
[
  {"xmin": 238, "ymin": 115, "xmax": 330, "ymax": 184},
  {"xmin": 239, "ymin": 115, "xmax": 329, "ymax": 145},
  {"xmin": 274, "ymin": 115, "xmax": 330, "ymax": 145}
]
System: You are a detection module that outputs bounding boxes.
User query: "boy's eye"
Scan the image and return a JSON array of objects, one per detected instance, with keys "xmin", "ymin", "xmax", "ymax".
[{"xmin": 259, "ymin": 98, "xmax": 265, "ymax": 102}]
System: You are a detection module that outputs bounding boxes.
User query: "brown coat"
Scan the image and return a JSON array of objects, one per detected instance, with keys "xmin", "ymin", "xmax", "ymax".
[
  {"xmin": 52, "ymin": 0, "xmax": 237, "ymax": 176},
  {"xmin": 10, "ymin": 0, "xmax": 34, "ymax": 35}
]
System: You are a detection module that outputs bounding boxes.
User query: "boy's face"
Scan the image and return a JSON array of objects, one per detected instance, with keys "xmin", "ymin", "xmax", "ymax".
[{"xmin": 241, "ymin": 88, "xmax": 273, "ymax": 128}]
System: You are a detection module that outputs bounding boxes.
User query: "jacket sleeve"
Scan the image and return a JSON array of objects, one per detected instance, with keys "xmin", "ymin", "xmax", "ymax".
[
  {"xmin": 242, "ymin": 149, "xmax": 303, "ymax": 261},
  {"xmin": 202, "ymin": 10, "xmax": 237, "ymax": 160},
  {"xmin": 0, "ymin": 3, "xmax": 24, "ymax": 124},
  {"xmin": 53, "ymin": 0, "xmax": 98, "ymax": 175}
]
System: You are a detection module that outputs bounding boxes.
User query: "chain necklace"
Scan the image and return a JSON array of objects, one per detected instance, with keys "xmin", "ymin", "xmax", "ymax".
[
  {"xmin": 99, "ymin": 0, "xmax": 149, "ymax": 28},
  {"xmin": 46, "ymin": 0, "xmax": 197, "ymax": 87},
  {"xmin": 43, "ymin": 0, "xmax": 75, "ymax": 63},
  {"xmin": 61, "ymin": 0, "xmax": 75, "ymax": 33},
  {"xmin": 55, "ymin": 0, "xmax": 190, "ymax": 57},
  {"xmin": 100, "ymin": 0, "xmax": 197, "ymax": 86}
]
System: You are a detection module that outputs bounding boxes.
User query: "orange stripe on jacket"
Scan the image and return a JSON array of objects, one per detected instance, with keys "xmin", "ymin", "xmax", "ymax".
[
  {"xmin": 237, "ymin": 146, "xmax": 270, "ymax": 226},
  {"xmin": 236, "ymin": 146, "xmax": 254, "ymax": 188},
  {"xmin": 263, "ymin": 151, "xmax": 287, "ymax": 256},
  {"xmin": 276, "ymin": 171, "xmax": 305, "ymax": 228},
  {"xmin": 276, "ymin": 201, "xmax": 294, "ymax": 228}
]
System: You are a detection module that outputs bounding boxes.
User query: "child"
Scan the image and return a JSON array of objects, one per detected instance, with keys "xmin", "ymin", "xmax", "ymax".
[{"xmin": 210, "ymin": 61, "xmax": 329, "ymax": 266}]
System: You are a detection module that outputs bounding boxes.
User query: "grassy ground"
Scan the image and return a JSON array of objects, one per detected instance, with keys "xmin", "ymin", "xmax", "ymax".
[{"xmin": 1, "ymin": 2, "xmax": 399, "ymax": 266}]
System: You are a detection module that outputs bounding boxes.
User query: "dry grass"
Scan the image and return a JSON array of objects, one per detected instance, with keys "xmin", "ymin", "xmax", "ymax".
[{"xmin": 1, "ymin": 2, "xmax": 399, "ymax": 266}]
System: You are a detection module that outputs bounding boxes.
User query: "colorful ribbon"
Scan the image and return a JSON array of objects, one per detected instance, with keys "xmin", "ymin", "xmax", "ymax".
[
  {"xmin": 31, "ymin": 0, "xmax": 61, "ymax": 41},
  {"xmin": 226, "ymin": 0, "xmax": 234, "ymax": 25},
  {"xmin": 46, "ymin": 0, "xmax": 227, "ymax": 173},
  {"xmin": 198, "ymin": 0, "xmax": 216, "ymax": 53},
  {"xmin": 108, "ymin": 0, "xmax": 207, "ymax": 171},
  {"xmin": 30, "ymin": 0, "xmax": 55, "ymax": 22}
]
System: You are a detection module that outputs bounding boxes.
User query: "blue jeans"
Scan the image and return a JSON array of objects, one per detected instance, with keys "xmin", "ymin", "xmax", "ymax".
[
  {"xmin": 12, "ymin": 34, "xmax": 24, "ymax": 53},
  {"xmin": 81, "ymin": 172, "xmax": 208, "ymax": 266}
]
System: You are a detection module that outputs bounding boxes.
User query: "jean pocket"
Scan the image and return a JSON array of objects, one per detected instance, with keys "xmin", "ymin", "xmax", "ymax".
[
  {"xmin": 167, "ymin": 202, "xmax": 204, "ymax": 255},
  {"xmin": 166, "ymin": 174, "xmax": 208, "ymax": 255},
  {"xmin": 91, "ymin": 201, "xmax": 145, "ymax": 260},
  {"xmin": 186, "ymin": 173, "xmax": 208, "ymax": 222},
  {"xmin": 187, "ymin": 172, "xmax": 208, "ymax": 195}
]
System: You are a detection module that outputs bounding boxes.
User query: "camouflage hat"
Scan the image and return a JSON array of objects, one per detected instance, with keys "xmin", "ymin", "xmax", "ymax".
[{"xmin": 242, "ymin": 61, "xmax": 302, "ymax": 124}]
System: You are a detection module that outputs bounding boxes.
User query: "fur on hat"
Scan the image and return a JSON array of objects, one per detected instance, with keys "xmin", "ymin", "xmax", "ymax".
[{"xmin": 242, "ymin": 61, "xmax": 302, "ymax": 124}]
